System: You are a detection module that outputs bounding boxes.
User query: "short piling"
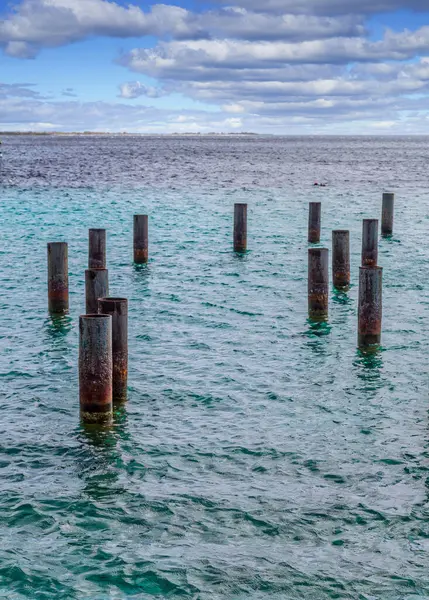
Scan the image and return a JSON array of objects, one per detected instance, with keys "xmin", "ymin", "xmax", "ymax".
[
  {"xmin": 47, "ymin": 242, "xmax": 69, "ymax": 314},
  {"xmin": 332, "ymin": 230, "xmax": 350, "ymax": 289},
  {"xmin": 133, "ymin": 215, "xmax": 148, "ymax": 263},
  {"xmin": 234, "ymin": 203, "xmax": 247, "ymax": 252},
  {"xmin": 362, "ymin": 219, "xmax": 379, "ymax": 267},
  {"xmin": 88, "ymin": 228, "xmax": 106, "ymax": 269},
  {"xmin": 308, "ymin": 248, "xmax": 329, "ymax": 320},
  {"xmin": 381, "ymin": 193, "xmax": 394, "ymax": 237},
  {"xmin": 98, "ymin": 298, "xmax": 128, "ymax": 403},
  {"xmin": 308, "ymin": 202, "xmax": 321, "ymax": 243},
  {"xmin": 358, "ymin": 266, "xmax": 382, "ymax": 347},
  {"xmin": 79, "ymin": 314, "xmax": 113, "ymax": 423},
  {"xmin": 85, "ymin": 268, "xmax": 109, "ymax": 314}
]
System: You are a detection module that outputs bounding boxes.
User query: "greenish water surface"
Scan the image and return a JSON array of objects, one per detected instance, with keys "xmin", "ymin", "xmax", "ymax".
[{"xmin": 1, "ymin": 139, "xmax": 429, "ymax": 599}]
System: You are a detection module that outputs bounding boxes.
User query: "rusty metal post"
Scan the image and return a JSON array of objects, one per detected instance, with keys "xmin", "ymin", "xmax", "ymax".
[
  {"xmin": 308, "ymin": 202, "xmax": 321, "ymax": 243},
  {"xmin": 133, "ymin": 215, "xmax": 148, "ymax": 263},
  {"xmin": 233, "ymin": 203, "xmax": 247, "ymax": 252},
  {"xmin": 98, "ymin": 298, "xmax": 128, "ymax": 403},
  {"xmin": 332, "ymin": 230, "xmax": 350, "ymax": 289},
  {"xmin": 308, "ymin": 248, "xmax": 329, "ymax": 320},
  {"xmin": 358, "ymin": 266, "xmax": 382, "ymax": 347},
  {"xmin": 85, "ymin": 268, "xmax": 109, "ymax": 314},
  {"xmin": 381, "ymin": 193, "xmax": 394, "ymax": 237},
  {"xmin": 362, "ymin": 219, "xmax": 378, "ymax": 267},
  {"xmin": 88, "ymin": 228, "xmax": 106, "ymax": 269},
  {"xmin": 79, "ymin": 314, "xmax": 113, "ymax": 423},
  {"xmin": 47, "ymin": 242, "xmax": 69, "ymax": 314}
]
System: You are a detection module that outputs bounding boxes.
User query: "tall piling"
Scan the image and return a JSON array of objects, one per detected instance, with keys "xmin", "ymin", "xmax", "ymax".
[
  {"xmin": 85, "ymin": 268, "xmax": 109, "ymax": 314},
  {"xmin": 79, "ymin": 314, "xmax": 113, "ymax": 423},
  {"xmin": 332, "ymin": 230, "xmax": 350, "ymax": 289},
  {"xmin": 308, "ymin": 202, "xmax": 321, "ymax": 244},
  {"xmin": 381, "ymin": 193, "xmax": 394, "ymax": 237},
  {"xmin": 47, "ymin": 242, "xmax": 69, "ymax": 314},
  {"xmin": 133, "ymin": 215, "xmax": 148, "ymax": 263},
  {"xmin": 88, "ymin": 228, "xmax": 106, "ymax": 269},
  {"xmin": 358, "ymin": 266, "xmax": 382, "ymax": 347},
  {"xmin": 98, "ymin": 298, "xmax": 128, "ymax": 403},
  {"xmin": 362, "ymin": 219, "xmax": 379, "ymax": 267},
  {"xmin": 234, "ymin": 203, "xmax": 247, "ymax": 252},
  {"xmin": 308, "ymin": 248, "xmax": 329, "ymax": 320}
]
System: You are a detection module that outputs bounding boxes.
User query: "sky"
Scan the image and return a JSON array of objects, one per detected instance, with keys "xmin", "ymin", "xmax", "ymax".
[{"xmin": 1, "ymin": 0, "xmax": 429, "ymax": 133}]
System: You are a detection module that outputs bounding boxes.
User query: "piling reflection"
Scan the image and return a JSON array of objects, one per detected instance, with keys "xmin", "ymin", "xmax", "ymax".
[
  {"xmin": 76, "ymin": 413, "xmax": 129, "ymax": 502},
  {"xmin": 44, "ymin": 314, "xmax": 72, "ymax": 338},
  {"xmin": 354, "ymin": 346, "xmax": 384, "ymax": 391},
  {"xmin": 332, "ymin": 288, "xmax": 352, "ymax": 306}
]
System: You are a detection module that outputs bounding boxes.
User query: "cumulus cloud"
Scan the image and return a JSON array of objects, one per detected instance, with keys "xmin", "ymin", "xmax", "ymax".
[
  {"xmin": 0, "ymin": 0, "xmax": 368, "ymax": 57},
  {"xmin": 2, "ymin": 0, "xmax": 429, "ymax": 132},
  {"xmin": 118, "ymin": 81, "xmax": 167, "ymax": 99}
]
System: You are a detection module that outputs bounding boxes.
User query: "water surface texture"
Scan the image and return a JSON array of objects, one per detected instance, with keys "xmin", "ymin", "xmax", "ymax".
[{"xmin": 1, "ymin": 136, "xmax": 429, "ymax": 599}]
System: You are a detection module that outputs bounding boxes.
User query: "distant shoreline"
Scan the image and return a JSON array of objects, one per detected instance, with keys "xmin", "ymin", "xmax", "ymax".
[{"xmin": 0, "ymin": 131, "xmax": 259, "ymax": 137}]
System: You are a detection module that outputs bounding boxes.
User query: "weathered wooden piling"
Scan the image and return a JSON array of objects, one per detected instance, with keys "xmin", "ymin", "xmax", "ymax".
[
  {"xmin": 98, "ymin": 298, "xmax": 128, "ymax": 403},
  {"xmin": 133, "ymin": 215, "xmax": 148, "ymax": 263},
  {"xmin": 358, "ymin": 266, "xmax": 382, "ymax": 347},
  {"xmin": 308, "ymin": 202, "xmax": 321, "ymax": 244},
  {"xmin": 85, "ymin": 268, "xmax": 109, "ymax": 314},
  {"xmin": 79, "ymin": 314, "xmax": 113, "ymax": 423},
  {"xmin": 308, "ymin": 248, "xmax": 329, "ymax": 319},
  {"xmin": 234, "ymin": 203, "xmax": 247, "ymax": 252},
  {"xmin": 88, "ymin": 228, "xmax": 106, "ymax": 269},
  {"xmin": 332, "ymin": 230, "xmax": 350, "ymax": 289},
  {"xmin": 362, "ymin": 219, "xmax": 379, "ymax": 267},
  {"xmin": 47, "ymin": 242, "xmax": 69, "ymax": 314},
  {"xmin": 381, "ymin": 193, "xmax": 394, "ymax": 237}
]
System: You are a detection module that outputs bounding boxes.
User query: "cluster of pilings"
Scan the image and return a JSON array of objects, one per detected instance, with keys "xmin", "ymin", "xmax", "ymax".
[
  {"xmin": 46, "ymin": 198, "xmax": 392, "ymax": 421},
  {"xmin": 47, "ymin": 216, "xmax": 149, "ymax": 423},
  {"xmin": 308, "ymin": 192, "xmax": 394, "ymax": 348}
]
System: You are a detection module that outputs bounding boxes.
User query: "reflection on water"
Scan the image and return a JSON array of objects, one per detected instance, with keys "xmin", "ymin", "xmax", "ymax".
[
  {"xmin": 44, "ymin": 314, "xmax": 73, "ymax": 337},
  {"xmin": 332, "ymin": 288, "xmax": 353, "ymax": 305},
  {"xmin": 354, "ymin": 347, "xmax": 384, "ymax": 391}
]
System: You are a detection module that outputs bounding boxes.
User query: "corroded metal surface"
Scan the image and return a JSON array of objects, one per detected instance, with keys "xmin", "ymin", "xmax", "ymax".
[
  {"xmin": 79, "ymin": 314, "xmax": 113, "ymax": 423},
  {"xmin": 308, "ymin": 202, "xmax": 321, "ymax": 244},
  {"xmin": 133, "ymin": 215, "xmax": 149, "ymax": 264},
  {"xmin": 362, "ymin": 219, "xmax": 379, "ymax": 267},
  {"xmin": 47, "ymin": 242, "xmax": 69, "ymax": 314},
  {"xmin": 85, "ymin": 268, "xmax": 109, "ymax": 314},
  {"xmin": 234, "ymin": 203, "xmax": 247, "ymax": 252},
  {"xmin": 332, "ymin": 230, "xmax": 350, "ymax": 289},
  {"xmin": 88, "ymin": 228, "xmax": 106, "ymax": 269},
  {"xmin": 308, "ymin": 248, "xmax": 329, "ymax": 320},
  {"xmin": 358, "ymin": 266, "xmax": 383, "ymax": 347},
  {"xmin": 98, "ymin": 298, "xmax": 128, "ymax": 403},
  {"xmin": 381, "ymin": 193, "xmax": 394, "ymax": 237}
]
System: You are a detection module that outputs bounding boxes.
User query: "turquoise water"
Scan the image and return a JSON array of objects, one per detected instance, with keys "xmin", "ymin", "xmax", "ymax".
[{"xmin": 1, "ymin": 139, "xmax": 429, "ymax": 598}]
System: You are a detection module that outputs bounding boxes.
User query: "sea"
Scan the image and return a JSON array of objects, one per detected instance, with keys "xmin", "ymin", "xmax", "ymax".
[{"xmin": 0, "ymin": 135, "xmax": 429, "ymax": 599}]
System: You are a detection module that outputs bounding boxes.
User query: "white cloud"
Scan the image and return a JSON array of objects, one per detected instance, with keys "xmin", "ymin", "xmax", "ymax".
[{"xmin": 118, "ymin": 81, "xmax": 166, "ymax": 99}]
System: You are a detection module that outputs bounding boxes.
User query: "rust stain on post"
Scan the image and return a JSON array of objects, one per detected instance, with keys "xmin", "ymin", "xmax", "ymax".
[
  {"xmin": 47, "ymin": 242, "xmax": 69, "ymax": 314},
  {"xmin": 308, "ymin": 202, "xmax": 321, "ymax": 244},
  {"xmin": 79, "ymin": 314, "xmax": 113, "ymax": 424},
  {"xmin": 88, "ymin": 229, "xmax": 106, "ymax": 269},
  {"xmin": 234, "ymin": 203, "xmax": 247, "ymax": 252},
  {"xmin": 98, "ymin": 297, "xmax": 128, "ymax": 403},
  {"xmin": 358, "ymin": 266, "xmax": 382, "ymax": 347},
  {"xmin": 308, "ymin": 247, "xmax": 329, "ymax": 320},
  {"xmin": 85, "ymin": 268, "xmax": 109, "ymax": 314},
  {"xmin": 134, "ymin": 215, "xmax": 148, "ymax": 263},
  {"xmin": 332, "ymin": 230, "xmax": 350, "ymax": 289}
]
